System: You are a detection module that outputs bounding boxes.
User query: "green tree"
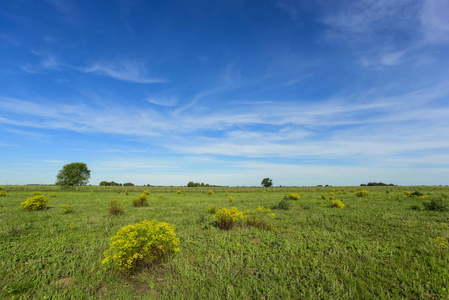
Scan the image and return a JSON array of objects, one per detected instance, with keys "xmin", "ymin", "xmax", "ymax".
[
  {"xmin": 56, "ymin": 162, "xmax": 91, "ymax": 186},
  {"xmin": 261, "ymin": 178, "xmax": 273, "ymax": 188}
]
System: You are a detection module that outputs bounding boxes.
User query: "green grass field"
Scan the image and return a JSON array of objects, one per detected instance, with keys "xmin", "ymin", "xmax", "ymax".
[{"xmin": 1, "ymin": 186, "xmax": 448, "ymax": 299}]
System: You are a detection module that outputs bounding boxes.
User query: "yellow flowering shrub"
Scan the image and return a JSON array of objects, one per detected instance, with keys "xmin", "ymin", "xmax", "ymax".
[
  {"xmin": 228, "ymin": 196, "xmax": 234, "ymax": 202},
  {"xmin": 321, "ymin": 194, "xmax": 329, "ymax": 200},
  {"xmin": 331, "ymin": 200, "xmax": 345, "ymax": 208},
  {"xmin": 207, "ymin": 190, "xmax": 214, "ymax": 195},
  {"xmin": 102, "ymin": 220, "xmax": 180, "ymax": 272},
  {"xmin": 31, "ymin": 191, "xmax": 41, "ymax": 196},
  {"xmin": 286, "ymin": 193, "xmax": 300, "ymax": 200},
  {"xmin": 176, "ymin": 190, "xmax": 182, "ymax": 194},
  {"xmin": 20, "ymin": 195, "xmax": 48, "ymax": 211},
  {"xmin": 244, "ymin": 206, "xmax": 276, "ymax": 230},
  {"xmin": 132, "ymin": 193, "xmax": 149, "ymax": 207},
  {"xmin": 143, "ymin": 190, "xmax": 151, "ymax": 195},
  {"xmin": 0, "ymin": 190, "xmax": 6, "ymax": 197},
  {"xmin": 214, "ymin": 207, "xmax": 245, "ymax": 230},
  {"xmin": 356, "ymin": 190, "xmax": 368, "ymax": 197},
  {"xmin": 433, "ymin": 237, "xmax": 448, "ymax": 259},
  {"xmin": 49, "ymin": 192, "xmax": 56, "ymax": 197}
]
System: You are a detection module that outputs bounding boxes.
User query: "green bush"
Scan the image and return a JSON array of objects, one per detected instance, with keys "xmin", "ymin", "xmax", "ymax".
[
  {"xmin": 102, "ymin": 220, "xmax": 180, "ymax": 272},
  {"xmin": 272, "ymin": 198, "xmax": 291, "ymax": 210},
  {"xmin": 423, "ymin": 198, "xmax": 448, "ymax": 212},
  {"xmin": 207, "ymin": 205, "xmax": 218, "ymax": 214},
  {"xmin": 20, "ymin": 195, "xmax": 48, "ymax": 211},
  {"xmin": 60, "ymin": 204, "xmax": 73, "ymax": 214},
  {"xmin": 109, "ymin": 199, "xmax": 124, "ymax": 215}
]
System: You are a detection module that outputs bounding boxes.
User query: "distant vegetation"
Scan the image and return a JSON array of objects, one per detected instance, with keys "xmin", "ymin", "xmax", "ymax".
[
  {"xmin": 360, "ymin": 182, "xmax": 396, "ymax": 186},
  {"xmin": 99, "ymin": 181, "xmax": 135, "ymax": 186}
]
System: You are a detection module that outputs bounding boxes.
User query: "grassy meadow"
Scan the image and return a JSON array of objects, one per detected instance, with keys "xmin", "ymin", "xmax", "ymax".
[{"xmin": 1, "ymin": 185, "xmax": 448, "ymax": 299}]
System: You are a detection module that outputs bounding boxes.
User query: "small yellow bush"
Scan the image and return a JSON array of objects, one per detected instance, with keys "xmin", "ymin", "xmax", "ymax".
[
  {"xmin": 142, "ymin": 190, "xmax": 151, "ymax": 195},
  {"xmin": 228, "ymin": 196, "xmax": 234, "ymax": 202},
  {"xmin": 207, "ymin": 205, "xmax": 218, "ymax": 214},
  {"xmin": 286, "ymin": 193, "xmax": 300, "ymax": 200},
  {"xmin": 214, "ymin": 207, "xmax": 245, "ymax": 230},
  {"xmin": 176, "ymin": 190, "xmax": 182, "ymax": 194},
  {"xmin": 132, "ymin": 194, "xmax": 149, "ymax": 207},
  {"xmin": 321, "ymin": 194, "xmax": 329, "ymax": 200},
  {"xmin": 0, "ymin": 190, "xmax": 6, "ymax": 197},
  {"xmin": 356, "ymin": 190, "xmax": 368, "ymax": 197},
  {"xmin": 331, "ymin": 200, "xmax": 345, "ymax": 208},
  {"xmin": 207, "ymin": 190, "xmax": 214, "ymax": 195},
  {"xmin": 20, "ymin": 195, "xmax": 48, "ymax": 211},
  {"xmin": 49, "ymin": 192, "xmax": 56, "ymax": 197},
  {"xmin": 102, "ymin": 220, "xmax": 180, "ymax": 272},
  {"xmin": 245, "ymin": 206, "xmax": 275, "ymax": 230}
]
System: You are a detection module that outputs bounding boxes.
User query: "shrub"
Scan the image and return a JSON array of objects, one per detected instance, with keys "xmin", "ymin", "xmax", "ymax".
[
  {"xmin": 132, "ymin": 194, "xmax": 149, "ymax": 207},
  {"xmin": 286, "ymin": 193, "xmax": 300, "ymax": 200},
  {"xmin": 60, "ymin": 204, "xmax": 73, "ymax": 214},
  {"xmin": 142, "ymin": 190, "xmax": 151, "ymax": 196},
  {"xmin": 207, "ymin": 205, "xmax": 218, "ymax": 214},
  {"xmin": 102, "ymin": 220, "xmax": 180, "ymax": 272},
  {"xmin": 411, "ymin": 191, "xmax": 424, "ymax": 197},
  {"xmin": 403, "ymin": 191, "xmax": 411, "ymax": 197},
  {"xmin": 410, "ymin": 204, "xmax": 422, "ymax": 211},
  {"xmin": 207, "ymin": 190, "xmax": 214, "ymax": 195},
  {"xmin": 124, "ymin": 190, "xmax": 129, "ymax": 196},
  {"xmin": 158, "ymin": 194, "xmax": 166, "ymax": 199},
  {"xmin": 109, "ymin": 199, "xmax": 124, "ymax": 215},
  {"xmin": 20, "ymin": 195, "xmax": 48, "ymax": 211},
  {"xmin": 214, "ymin": 207, "xmax": 245, "ymax": 230},
  {"xmin": 423, "ymin": 198, "xmax": 448, "ymax": 212},
  {"xmin": 176, "ymin": 190, "xmax": 182, "ymax": 194},
  {"xmin": 31, "ymin": 191, "xmax": 41, "ymax": 196},
  {"xmin": 245, "ymin": 206, "xmax": 275, "ymax": 230},
  {"xmin": 356, "ymin": 190, "xmax": 368, "ymax": 197},
  {"xmin": 228, "ymin": 196, "xmax": 234, "ymax": 202},
  {"xmin": 330, "ymin": 200, "xmax": 345, "ymax": 208},
  {"xmin": 0, "ymin": 190, "xmax": 6, "ymax": 197},
  {"xmin": 49, "ymin": 192, "xmax": 56, "ymax": 197},
  {"xmin": 321, "ymin": 194, "xmax": 329, "ymax": 200},
  {"xmin": 272, "ymin": 198, "xmax": 291, "ymax": 210}
]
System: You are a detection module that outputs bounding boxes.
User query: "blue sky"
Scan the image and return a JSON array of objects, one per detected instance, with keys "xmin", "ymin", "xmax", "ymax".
[{"xmin": 1, "ymin": 0, "xmax": 449, "ymax": 186}]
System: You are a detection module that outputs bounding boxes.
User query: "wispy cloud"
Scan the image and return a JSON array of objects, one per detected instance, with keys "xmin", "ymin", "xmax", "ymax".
[{"xmin": 79, "ymin": 62, "xmax": 167, "ymax": 84}]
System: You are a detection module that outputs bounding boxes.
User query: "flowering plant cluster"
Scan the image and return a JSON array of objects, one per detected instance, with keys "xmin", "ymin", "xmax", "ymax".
[
  {"xmin": 207, "ymin": 190, "xmax": 214, "ymax": 195},
  {"xmin": 102, "ymin": 220, "xmax": 180, "ymax": 272},
  {"xmin": 244, "ymin": 206, "xmax": 276, "ymax": 230},
  {"xmin": 20, "ymin": 195, "xmax": 48, "ymax": 211},
  {"xmin": 132, "ymin": 193, "xmax": 149, "ymax": 207},
  {"xmin": 356, "ymin": 190, "xmax": 368, "ymax": 197},
  {"xmin": 0, "ymin": 190, "xmax": 6, "ymax": 197},
  {"xmin": 214, "ymin": 207, "xmax": 246, "ymax": 230},
  {"xmin": 286, "ymin": 193, "xmax": 300, "ymax": 200}
]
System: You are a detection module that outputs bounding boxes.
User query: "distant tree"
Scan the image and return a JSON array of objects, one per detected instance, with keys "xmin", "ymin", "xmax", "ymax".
[
  {"xmin": 100, "ymin": 181, "xmax": 110, "ymax": 186},
  {"xmin": 123, "ymin": 182, "xmax": 134, "ymax": 186},
  {"xmin": 56, "ymin": 162, "xmax": 91, "ymax": 186},
  {"xmin": 261, "ymin": 178, "xmax": 273, "ymax": 188}
]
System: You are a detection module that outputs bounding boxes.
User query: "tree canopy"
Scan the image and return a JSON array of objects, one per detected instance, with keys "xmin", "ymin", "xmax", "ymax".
[
  {"xmin": 56, "ymin": 162, "xmax": 91, "ymax": 186},
  {"xmin": 261, "ymin": 178, "xmax": 273, "ymax": 187}
]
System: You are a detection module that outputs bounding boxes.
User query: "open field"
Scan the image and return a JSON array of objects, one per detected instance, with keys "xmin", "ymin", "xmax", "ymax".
[{"xmin": 1, "ymin": 186, "xmax": 448, "ymax": 299}]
